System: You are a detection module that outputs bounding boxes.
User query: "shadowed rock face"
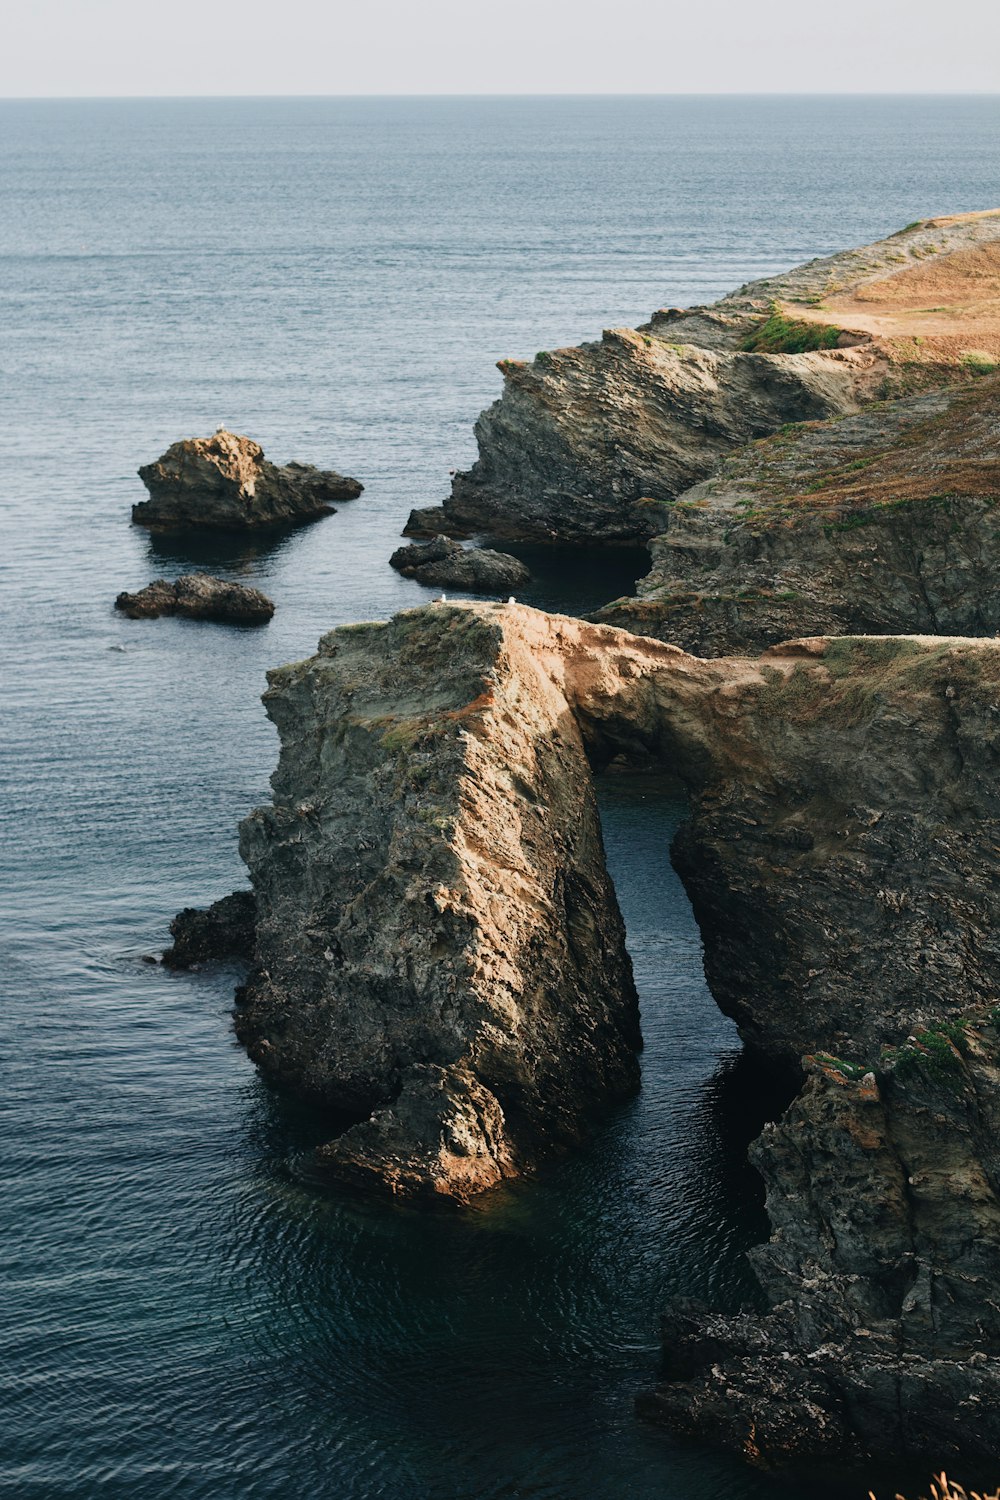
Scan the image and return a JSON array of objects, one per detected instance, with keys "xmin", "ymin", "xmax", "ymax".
[
  {"xmin": 178, "ymin": 601, "xmax": 1000, "ymax": 1463},
  {"xmin": 133, "ymin": 430, "xmax": 362, "ymax": 532},
  {"xmin": 388, "ymin": 538, "xmax": 531, "ymax": 594},
  {"xmin": 163, "ymin": 890, "xmax": 256, "ymax": 968}
]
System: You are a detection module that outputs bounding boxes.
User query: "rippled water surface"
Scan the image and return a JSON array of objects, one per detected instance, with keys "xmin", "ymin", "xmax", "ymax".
[{"xmin": 4, "ymin": 95, "xmax": 1000, "ymax": 1499}]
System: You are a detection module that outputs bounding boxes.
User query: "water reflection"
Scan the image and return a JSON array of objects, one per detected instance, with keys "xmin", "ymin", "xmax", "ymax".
[{"xmin": 142, "ymin": 521, "xmax": 313, "ymax": 575}]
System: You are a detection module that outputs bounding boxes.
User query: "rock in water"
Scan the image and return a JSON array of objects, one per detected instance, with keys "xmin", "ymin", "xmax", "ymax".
[
  {"xmin": 115, "ymin": 574, "xmax": 275, "ymax": 624},
  {"xmin": 132, "ymin": 429, "xmax": 362, "ymax": 532},
  {"xmin": 389, "ymin": 538, "xmax": 531, "ymax": 593},
  {"xmin": 163, "ymin": 890, "xmax": 257, "ymax": 968},
  {"xmin": 401, "ymin": 505, "xmax": 470, "ymax": 539},
  {"xmin": 235, "ymin": 605, "xmax": 642, "ymax": 1200}
]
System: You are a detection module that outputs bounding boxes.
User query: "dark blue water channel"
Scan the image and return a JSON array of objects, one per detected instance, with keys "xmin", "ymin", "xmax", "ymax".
[{"xmin": 4, "ymin": 96, "xmax": 1000, "ymax": 1497}]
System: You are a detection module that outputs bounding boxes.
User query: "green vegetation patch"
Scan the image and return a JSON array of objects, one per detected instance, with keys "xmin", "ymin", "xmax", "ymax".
[
  {"xmin": 741, "ymin": 304, "xmax": 843, "ymax": 355},
  {"xmin": 881, "ymin": 1020, "xmax": 970, "ymax": 1092}
]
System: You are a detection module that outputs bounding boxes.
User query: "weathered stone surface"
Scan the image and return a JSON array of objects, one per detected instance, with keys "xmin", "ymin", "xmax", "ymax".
[
  {"xmin": 234, "ymin": 606, "xmax": 646, "ymax": 1201},
  {"xmin": 115, "ymin": 573, "xmax": 275, "ymax": 624},
  {"xmin": 214, "ymin": 604, "xmax": 1000, "ymax": 1110},
  {"xmin": 435, "ymin": 212, "xmax": 1000, "ymax": 558},
  {"xmin": 389, "ymin": 538, "xmax": 531, "ymax": 593},
  {"xmin": 445, "ymin": 333, "xmax": 870, "ymax": 544},
  {"xmin": 402, "ymin": 505, "xmax": 470, "ymax": 539},
  {"xmin": 163, "ymin": 890, "xmax": 256, "ymax": 968},
  {"xmin": 641, "ymin": 1031, "xmax": 1000, "ymax": 1465},
  {"xmin": 595, "ymin": 376, "xmax": 1000, "ymax": 653},
  {"xmin": 132, "ymin": 429, "xmax": 362, "ymax": 532}
]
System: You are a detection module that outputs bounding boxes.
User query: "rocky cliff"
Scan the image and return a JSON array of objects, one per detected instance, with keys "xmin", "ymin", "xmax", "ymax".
[
  {"xmin": 133, "ymin": 429, "xmax": 362, "ymax": 532},
  {"xmin": 595, "ymin": 375, "xmax": 1000, "ymax": 652},
  {"xmin": 410, "ymin": 211, "xmax": 1000, "ymax": 554}
]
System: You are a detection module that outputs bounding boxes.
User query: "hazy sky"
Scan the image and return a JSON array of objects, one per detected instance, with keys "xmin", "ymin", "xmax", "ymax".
[{"xmin": 5, "ymin": 0, "xmax": 1000, "ymax": 97}]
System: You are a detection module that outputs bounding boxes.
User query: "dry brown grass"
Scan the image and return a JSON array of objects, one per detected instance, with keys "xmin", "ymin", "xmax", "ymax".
[{"xmin": 872, "ymin": 1475, "xmax": 1000, "ymax": 1500}]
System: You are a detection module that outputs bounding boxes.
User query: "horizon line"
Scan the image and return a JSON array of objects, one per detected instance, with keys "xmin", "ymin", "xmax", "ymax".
[{"xmin": 3, "ymin": 89, "xmax": 1000, "ymax": 103}]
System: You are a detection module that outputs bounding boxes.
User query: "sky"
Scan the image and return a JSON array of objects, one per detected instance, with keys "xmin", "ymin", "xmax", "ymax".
[{"xmin": 4, "ymin": 0, "xmax": 1000, "ymax": 97}]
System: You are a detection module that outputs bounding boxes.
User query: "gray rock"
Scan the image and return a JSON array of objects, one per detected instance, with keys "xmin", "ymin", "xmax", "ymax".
[
  {"xmin": 389, "ymin": 539, "xmax": 531, "ymax": 594},
  {"xmin": 163, "ymin": 890, "xmax": 256, "ymax": 968},
  {"xmin": 115, "ymin": 573, "xmax": 275, "ymax": 625},
  {"xmin": 402, "ymin": 505, "xmax": 470, "ymax": 539},
  {"xmin": 132, "ymin": 429, "xmax": 362, "ymax": 532}
]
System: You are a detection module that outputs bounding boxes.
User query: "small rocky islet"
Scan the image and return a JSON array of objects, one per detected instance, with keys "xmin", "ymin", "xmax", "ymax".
[
  {"xmin": 115, "ymin": 573, "xmax": 275, "ymax": 625},
  {"xmin": 164, "ymin": 212, "xmax": 1000, "ymax": 1475},
  {"xmin": 132, "ymin": 428, "xmax": 363, "ymax": 532}
]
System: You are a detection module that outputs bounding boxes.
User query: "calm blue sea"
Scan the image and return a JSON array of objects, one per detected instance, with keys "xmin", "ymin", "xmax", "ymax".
[{"xmin": 3, "ymin": 96, "xmax": 1000, "ymax": 1500}]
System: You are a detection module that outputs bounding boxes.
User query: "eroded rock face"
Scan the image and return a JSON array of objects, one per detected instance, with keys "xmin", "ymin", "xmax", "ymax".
[
  {"xmin": 133, "ymin": 430, "xmax": 362, "ymax": 532},
  {"xmin": 115, "ymin": 573, "xmax": 275, "ymax": 625},
  {"xmin": 234, "ymin": 606, "xmax": 644, "ymax": 1200},
  {"xmin": 445, "ymin": 333, "xmax": 869, "ymax": 544},
  {"xmin": 641, "ymin": 1032, "xmax": 1000, "ymax": 1464},
  {"xmin": 389, "ymin": 539, "xmax": 531, "ymax": 594},
  {"xmin": 163, "ymin": 890, "xmax": 257, "ymax": 968},
  {"xmin": 595, "ymin": 377, "xmax": 1000, "ymax": 653}
]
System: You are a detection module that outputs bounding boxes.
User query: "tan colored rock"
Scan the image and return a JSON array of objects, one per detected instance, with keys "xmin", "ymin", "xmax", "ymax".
[{"xmin": 133, "ymin": 429, "xmax": 362, "ymax": 532}]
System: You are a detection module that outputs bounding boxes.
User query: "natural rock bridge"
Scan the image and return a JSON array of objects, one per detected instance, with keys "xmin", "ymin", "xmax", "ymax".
[{"xmin": 174, "ymin": 601, "xmax": 1000, "ymax": 1466}]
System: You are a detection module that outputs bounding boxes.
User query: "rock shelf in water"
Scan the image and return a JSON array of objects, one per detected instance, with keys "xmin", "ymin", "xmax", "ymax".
[
  {"xmin": 389, "ymin": 537, "xmax": 531, "ymax": 593},
  {"xmin": 115, "ymin": 573, "xmax": 275, "ymax": 624}
]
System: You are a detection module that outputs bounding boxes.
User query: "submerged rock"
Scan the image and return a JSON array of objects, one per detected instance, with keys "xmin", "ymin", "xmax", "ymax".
[
  {"xmin": 115, "ymin": 573, "xmax": 275, "ymax": 625},
  {"xmin": 389, "ymin": 538, "xmax": 531, "ymax": 593},
  {"xmin": 132, "ymin": 429, "xmax": 362, "ymax": 532},
  {"xmin": 162, "ymin": 890, "xmax": 256, "ymax": 968}
]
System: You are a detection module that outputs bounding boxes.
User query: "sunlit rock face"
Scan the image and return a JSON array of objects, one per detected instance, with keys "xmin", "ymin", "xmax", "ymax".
[
  {"xmin": 421, "ymin": 212, "xmax": 1000, "ymax": 551},
  {"xmin": 133, "ymin": 429, "xmax": 362, "ymax": 532}
]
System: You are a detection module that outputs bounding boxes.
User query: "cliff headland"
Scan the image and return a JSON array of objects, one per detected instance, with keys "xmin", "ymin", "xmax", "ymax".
[
  {"xmin": 412, "ymin": 210, "xmax": 1000, "ymax": 653},
  {"xmin": 169, "ymin": 216, "xmax": 1000, "ymax": 1471}
]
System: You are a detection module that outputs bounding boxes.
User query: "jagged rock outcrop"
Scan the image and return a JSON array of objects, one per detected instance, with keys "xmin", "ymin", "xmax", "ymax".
[
  {"xmin": 234, "ymin": 606, "xmax": 646, "ymax": 1199},
  {"xmin": 389, "ymin": 538, "xmax": 531, "ymax": 593},
  {"xmin": 163, "ymin": 890, "xmax": 256, "ymax": 968},
  {"xmin": 641, "ymin": 1029, "xmax": 1000, "ymax": 1464},
  {"xmin": 595, "ymin": 375, "xmax": 1000, "ymax": 653},
  {"xmin": 132, "ymin": 429, "xmax": 362, "ymax": 532},
  {"xmin": 421, "ymin": 213, "xmax": 1000, "ymax": 546},
  {"xmin": 115, "ymin": 573, "xmax": 275, "ymax": 624}
]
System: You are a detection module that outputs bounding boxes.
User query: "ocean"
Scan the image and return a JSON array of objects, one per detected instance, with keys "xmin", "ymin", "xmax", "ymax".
[{"xmin": 3, "ymin": 94, "xmax": 1000, "ymax": 1499}]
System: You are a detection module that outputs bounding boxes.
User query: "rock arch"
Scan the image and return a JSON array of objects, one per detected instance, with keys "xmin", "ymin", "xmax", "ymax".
[{"xmin": 177, "ymin": 601, "xmax": 1000, "ymax": 1464}]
